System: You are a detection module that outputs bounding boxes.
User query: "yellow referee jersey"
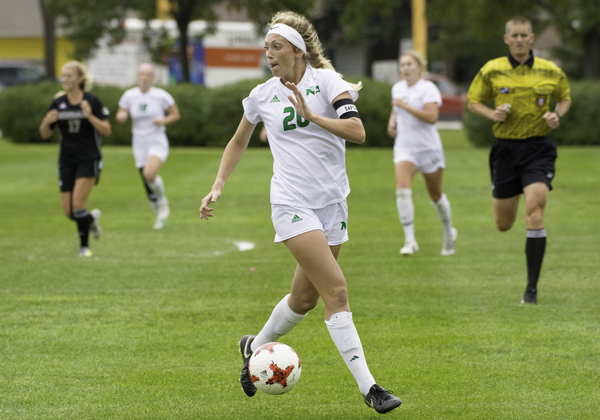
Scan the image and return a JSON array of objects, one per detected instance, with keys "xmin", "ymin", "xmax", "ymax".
[{"xmin": 468, "ymin": 53, "xmax": 570, "ymax": 139}]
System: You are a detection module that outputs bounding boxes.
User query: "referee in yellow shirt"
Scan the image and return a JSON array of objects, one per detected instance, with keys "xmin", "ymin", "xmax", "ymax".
[{"xmin": 467, "ymin": 16, "xmax": 572, "ymax": 304}]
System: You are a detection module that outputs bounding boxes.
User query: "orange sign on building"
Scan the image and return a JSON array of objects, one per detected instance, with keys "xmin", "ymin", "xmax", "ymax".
[{"xmin": 204, "ymin": 48, "xmax": 264, "ymax": 68}]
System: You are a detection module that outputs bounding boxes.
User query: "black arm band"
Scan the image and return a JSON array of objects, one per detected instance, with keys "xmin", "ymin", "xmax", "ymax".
[{"xmin": 333, "ymin": 98, "xmax": 360, "ymax": 119}]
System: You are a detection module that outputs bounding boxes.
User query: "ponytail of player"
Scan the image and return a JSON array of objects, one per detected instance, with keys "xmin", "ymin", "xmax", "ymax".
[{"xmin": 268, "ymin": 11, "xmax": 362, "ymax": 92}]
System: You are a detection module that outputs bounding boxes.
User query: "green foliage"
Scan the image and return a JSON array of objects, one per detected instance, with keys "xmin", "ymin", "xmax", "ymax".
[
  {"xmin": 0, "ymin": 81, "xmax": 59, "ymax": 143},
  {"xmin": 350, "ymin": 77, "xmax": 394, "ymax": 147},
  {"xmin": 0, "ymin": 77, "xmax": 396, "ymax": 148},
  {"xmin": 462, "ymin": 100, "xmax": 495, "ymax": 148},
  {"xmin": 201, "ymin": 78, "xmax": 268, "ymax": 147},
  {"xmin": 552, "ymin": 81, "xmax": 600, "ymax": 145},
  {"xmin": 463, "ymin": 80, "xmax": 600, "ymax": 147},
  {"xmin": 48, "ymin": 0, "xmax": 145, "ymax": 60}
]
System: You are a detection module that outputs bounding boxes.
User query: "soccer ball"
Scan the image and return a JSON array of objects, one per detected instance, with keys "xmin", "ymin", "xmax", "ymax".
[{"xmin": 249, "ymin": 342, "xmax": 302, "ymax": 395}]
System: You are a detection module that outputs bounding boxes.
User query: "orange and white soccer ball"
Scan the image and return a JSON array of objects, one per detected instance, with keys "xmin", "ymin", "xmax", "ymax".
[{"xmin": 249, "ymin": 342, "xmax": 302, "ymax": 395}]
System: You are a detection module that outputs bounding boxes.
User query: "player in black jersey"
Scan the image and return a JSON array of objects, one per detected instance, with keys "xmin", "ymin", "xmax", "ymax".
[{"xmin": 39, "ymin": 61, "xmax": 111, "ymax": 257}]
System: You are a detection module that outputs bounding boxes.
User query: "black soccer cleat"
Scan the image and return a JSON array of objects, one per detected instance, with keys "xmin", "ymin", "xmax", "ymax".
[
  {"xmin": 521, "ymin": 289, "xmax": 538, "ymax": 304},
  {"xmin": 363, "ymin": 384, "xmax": 402, "ymax": 414},
  {"xmin": 238, "ymin": 334, "xmax": 257, "ymax": 397}
]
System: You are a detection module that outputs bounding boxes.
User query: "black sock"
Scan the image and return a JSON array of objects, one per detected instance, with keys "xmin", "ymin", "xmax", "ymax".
[
  {"xmin": 73, "ymin": 208, "xmax": 94, "ymax": 247},
  {"xmin": 525, "ymin": 229, "xmax": 547, "ymax": 292},
  {"xmin": 139, "ymin": 167, "xmax": 158, "ymax": 203}
]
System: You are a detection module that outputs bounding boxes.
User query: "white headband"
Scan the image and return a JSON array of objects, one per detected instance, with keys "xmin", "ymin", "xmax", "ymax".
[{"xmin": 266, "ymin": 23, "xmax": 306, "ymax": 53}]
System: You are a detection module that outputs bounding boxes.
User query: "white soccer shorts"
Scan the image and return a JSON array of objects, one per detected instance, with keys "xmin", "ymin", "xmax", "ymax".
[
  {"xmin": 393, "ymin": 149, "xmax": 446, "ymax": 174},
  {"xmin": 132, "ymin": 132, "xmax": 169, "ymax": 168},
  {"xmin": 271, "ymin": 201, "xmax": 349, "ymax": 245}
]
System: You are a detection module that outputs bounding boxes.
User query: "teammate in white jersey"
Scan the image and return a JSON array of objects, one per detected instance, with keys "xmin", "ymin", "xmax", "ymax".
[
  {"xmin": 388, "ymin": 51, "xmax": 457, "ymax": 256},
  {"xmin": 116, "ymin": 63, "xmax": 180, "ymax": 229},
  {"xmin": 199, "ymin": 11, "xmax": 401, "ymax": 415}
]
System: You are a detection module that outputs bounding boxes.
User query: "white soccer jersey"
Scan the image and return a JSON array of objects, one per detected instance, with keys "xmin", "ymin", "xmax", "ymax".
[
  {"xmin": 392, "ymin": 79, "xmax": 443, "ymax": 153},
  {"xmin": 243, "ymin": 65, "xmax": 358, "ymax": 209},
  {"xmin": 118, "ymin": 87, "xmax": 175, "ymax": 137}
]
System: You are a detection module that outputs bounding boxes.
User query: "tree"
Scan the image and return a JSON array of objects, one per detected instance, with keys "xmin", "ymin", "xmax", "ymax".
[
  {"xmin": 552, "ymin": 0, "xmax": 600, "ymax": 79},
  {"xmin": 48, "ymin": 0, "xmax": 146, "ymax": 61},
  {"xmin": 427, "ymin": 0, "xmax": 600, "ymax": 80},
  {"xmin": 148, "ymin": 0, "xmax": 220, "ymax": 83},
  {"xmin": 38, "ymin": 0, "xmax": 56, "ymax": 80},
  {"xmin": 143, "ymin": 0, "xmax": 316, "ymax": 83}
]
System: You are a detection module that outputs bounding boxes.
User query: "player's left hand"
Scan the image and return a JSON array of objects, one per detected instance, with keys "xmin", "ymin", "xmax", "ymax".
[
  {"xmin": 543, "ymin": 111, "xmax": 560, "ymax": 130},
  {"xmin": 285, "ymin": 82, "xmax": 314, "ymax": 121},
  {"xmin": 80, "ymin": 100, "xmax": 92, "ymax": 118},
  {"xmin": 153, "ymin": 118, "xmax": 165, "ymax": 126}
]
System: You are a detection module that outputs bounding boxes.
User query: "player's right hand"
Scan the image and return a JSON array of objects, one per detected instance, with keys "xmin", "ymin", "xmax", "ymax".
[
  {"xmin": 116, "ymin": 110, "xmax": 129, "ymax": 123},
  {"xmin": 493, "ymin": 103, "xmax": 511, "ymax": 122},
  {"xmin": 199, "ymin": 190, "xmax": 222, "ymax": 220},
  {"xmin": 44, "ymin": 109, "xmax": 58, "ymax": 125}
]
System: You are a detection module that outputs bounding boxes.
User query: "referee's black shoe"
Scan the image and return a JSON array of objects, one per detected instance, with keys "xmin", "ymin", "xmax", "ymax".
[
  {"xmin": 364, "ymin": 384, "xmax": 402, "ymax": 414},
  {"xmin": 521, "ymin": 289, "xmax": 538, "ymax": 304},
  {"xmin": 238, "ymin": 334, "xmax": 257, "ymax": 397}
]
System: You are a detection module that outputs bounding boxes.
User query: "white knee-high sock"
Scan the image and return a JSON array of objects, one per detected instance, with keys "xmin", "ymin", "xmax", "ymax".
[
  {"xmin": 326, "ymin": 311, "xmax": 376, "ymax": 395},
  {"xmin": 251, "ymin": 294, "xmax": 306, "ymax": 352},
  {"xmin": 148, "ymin": 175, "xmax": 166, "ymax": 201},
  {"xmin": 431, "ymin": 193, "xmax": 453, "ymax": 237},
  {"xmin": 396, "ymin": 188, "xmax": 415, "ymax": 243}
]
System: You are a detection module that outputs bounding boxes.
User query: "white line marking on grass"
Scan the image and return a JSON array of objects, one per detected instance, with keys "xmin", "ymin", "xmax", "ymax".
[{"xmin": 233, "ymin": 241, "xmax": 255, "ymax": 251}]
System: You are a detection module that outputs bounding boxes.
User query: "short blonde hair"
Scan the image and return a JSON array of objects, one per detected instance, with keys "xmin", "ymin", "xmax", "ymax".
[
  {"xmin": 400, "ymin": 50, "xmax": 427, "ymax": 75},
  {"xmin": 62, "ymin": 60, "xmax": 90, "ymax": 91},
  {"xmin": 268, "ymin": 11, "xmax": 362, "ymax": 91},
  {"xmin": 505, "ymin": 16, "xmax": 532, "ymax": 34}
]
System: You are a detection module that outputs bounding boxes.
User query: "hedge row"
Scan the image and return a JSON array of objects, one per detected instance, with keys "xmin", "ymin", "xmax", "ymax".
[
  {"xmin": 463, "ymin": 80, "xmax": 600, "ymax": 147},
  {"xmin": 0, "ymin": 77, "xmax": 394, "ymax": 148},
  {"xmin": 3, "ymin": 78, "xmax": 598, "ymax": 148}
]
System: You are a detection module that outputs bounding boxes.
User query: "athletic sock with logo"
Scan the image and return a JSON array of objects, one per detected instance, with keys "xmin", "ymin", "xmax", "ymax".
[
  {"xmin": 431, "ymin": 193, "xmax": 453, "ymax": 237},
  {"xmin": 251, "ymin": 294, "xmax": 306, "ymax": 352},
  {"xmin": 526, "ymin": 229, "xmax": 547, "ymax": 292},
  {"xmin": 396, "ymin": 188, "xmax": 415, "ymax": 243},
  {"xmin": 148, "ymin": 175, "xmax": 166, "ymax": 201},
  {"xmin": 72, "ymin": 208, "xmax": 94, "ymax": 247},
  {"xmin": 326, "ymin": 311, "xmax": 376, "ymax": 396}
]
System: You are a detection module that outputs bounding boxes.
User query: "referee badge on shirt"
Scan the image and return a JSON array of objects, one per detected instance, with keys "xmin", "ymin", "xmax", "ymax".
[{"xmin": 537, "ymin": 97, "xmax": 546, "ymax": 106}]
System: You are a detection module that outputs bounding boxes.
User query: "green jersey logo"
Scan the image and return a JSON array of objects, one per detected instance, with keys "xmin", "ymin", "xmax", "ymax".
[
  {"xmin": 341, "ymin": 221, "xmax": 347, "ymax": 230},
  {"xmin": 305, "ymin": 85, "xmax": 320, "ymax": 96},
  {"xmin": 270, "ymin": 95, "xmax": 280, "ymax": 103},
  {"xmin": 140, "ymin": 104, "xmax": 147, "ymax": 111},
  {"xmin": 291, "ymin": 214, "xmax": 303, "ymax": 224}
]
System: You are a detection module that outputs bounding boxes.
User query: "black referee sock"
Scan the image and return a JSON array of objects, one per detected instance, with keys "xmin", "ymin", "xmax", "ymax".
[
  {"xmin": 139, "ymin": 168, "xmax": 158, "ymax": 203},
  {"xmin": 73, "ymin": 208, "xmax": 94, "ymax": 247},
  {"xmin": 525, "ymin": 229, "xmax": 547, "ymax": 292}
]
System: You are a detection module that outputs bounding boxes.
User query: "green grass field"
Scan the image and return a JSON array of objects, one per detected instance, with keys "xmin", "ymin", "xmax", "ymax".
[{"xmin": 1, "ymin": 133, "xmax": 599, "ymax": 419}]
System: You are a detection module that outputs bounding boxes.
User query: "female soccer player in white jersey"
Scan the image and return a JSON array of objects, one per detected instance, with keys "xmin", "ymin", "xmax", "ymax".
[
  {"xmin": 39, "ymin": 61, "xmax": 111, "ymax": 257},
  {"xmin": 388, "ymin": 51, "xmax": 457, "ymax": 256},
  {"xmin": 199, "ymin": 11, "xmax": 402, "ymax": 414},
  {"xmin": 116, "ymin": 64, "xmax": 180, "ymax": 229}
]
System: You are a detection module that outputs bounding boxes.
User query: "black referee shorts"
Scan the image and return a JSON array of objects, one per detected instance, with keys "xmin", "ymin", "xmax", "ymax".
[
  {"xmin": 489, "ymin": 136, "xmax": 557, "ymax": 199},
  {"xmin": 58, "ymin": 158, "xmax": 102, "ymax": 192}
]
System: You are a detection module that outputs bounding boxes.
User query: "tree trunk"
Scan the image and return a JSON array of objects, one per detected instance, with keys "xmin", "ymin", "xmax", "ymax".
[
  {"xmin": 174, "ymin": 0, "xmax": 196, "ymax": 83},
  {"xmin": 582, "ymin": 27, "xmax": 600, "ymax": 79},
  {"xmin": 38, "ymin": 0, "xmax": 55, "ymax": 80},
  {"xmin": 176, "ymin": 17, "xmax": 191, "ymax": 83}
]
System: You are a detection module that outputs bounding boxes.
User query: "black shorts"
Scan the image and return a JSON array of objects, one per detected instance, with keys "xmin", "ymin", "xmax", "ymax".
[
  {"xmin": 489, "ymin": 136, "xmax": 557, "ymax": 199},
  {"xmin": 58, "ymin": 158, "xmax": 102, "ymax": 192}
]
